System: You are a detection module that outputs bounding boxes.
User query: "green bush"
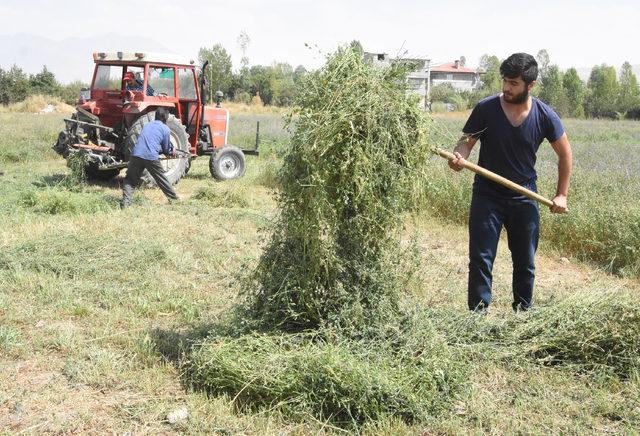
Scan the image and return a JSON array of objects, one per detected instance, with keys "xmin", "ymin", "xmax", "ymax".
[
  {"xmin": 449, "ymin": 94, "xmax": 469, "ymax": 111},
  {"xmin": 429, "ymin": 83, "xmax": 457, "ymax": 102}
]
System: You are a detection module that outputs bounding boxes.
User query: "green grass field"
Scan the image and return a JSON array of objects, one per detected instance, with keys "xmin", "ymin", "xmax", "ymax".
[{"xmin": 0, "ymin": 111, "xmax": 639, "ymax": 434}]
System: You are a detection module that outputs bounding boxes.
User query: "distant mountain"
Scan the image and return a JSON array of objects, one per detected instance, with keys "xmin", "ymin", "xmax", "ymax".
[
  {"xmin": 575, "ymin": 65, "xmax": 640, "ymax": 82},
  {"xmin": 0, "ymin": 33, "xmax": 172, "ymax": 83}
]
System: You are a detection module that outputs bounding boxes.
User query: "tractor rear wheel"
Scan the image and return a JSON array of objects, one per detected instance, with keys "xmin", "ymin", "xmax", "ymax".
[
  {"xmin": 209, "ymin": 145, "xmax": 246, "ymax": 181},
  {"xmin": 124, "ymin": 111, "xmax": 189, "ymax": 187}
]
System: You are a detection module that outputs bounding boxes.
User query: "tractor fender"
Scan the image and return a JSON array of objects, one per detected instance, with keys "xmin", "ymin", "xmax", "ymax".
[
  {"xmin": 202, "ymin": 106, "xmax": 229, "ymax": 148},
  {"xmin": 122, "ymin": 101, "xmax": 175, "ymax": 115}
]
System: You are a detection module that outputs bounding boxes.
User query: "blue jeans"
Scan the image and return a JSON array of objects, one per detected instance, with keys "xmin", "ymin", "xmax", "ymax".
[{"xmin": 467, "ymin": 192, "xmax": 540, "ymax": 311}]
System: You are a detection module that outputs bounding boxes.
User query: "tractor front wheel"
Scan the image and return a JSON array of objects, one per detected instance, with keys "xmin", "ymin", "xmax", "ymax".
[{"xmin": 209, "ymin": 146, "xmax": 246, "ymax": 181}]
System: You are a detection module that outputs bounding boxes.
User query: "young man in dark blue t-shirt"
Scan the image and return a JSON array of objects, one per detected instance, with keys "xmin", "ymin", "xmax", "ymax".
[{"xmin": 448, "ymin": 53, "xmax": 572, "ymax": 312}]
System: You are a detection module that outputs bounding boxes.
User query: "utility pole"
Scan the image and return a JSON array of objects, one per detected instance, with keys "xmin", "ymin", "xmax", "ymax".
[{"xmin": 426, "ymin": 59, "xmax": 431, "ymax": 111}]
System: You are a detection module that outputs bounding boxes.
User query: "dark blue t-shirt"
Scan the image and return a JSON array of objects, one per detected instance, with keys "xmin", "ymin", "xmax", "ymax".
[
  {"xmin": 131, "ymin": 120, "xmax": 172, "ymax": 161},
  {"xmin": 463, "ymin": 95, "xmax": 564, "ymax": 198}
]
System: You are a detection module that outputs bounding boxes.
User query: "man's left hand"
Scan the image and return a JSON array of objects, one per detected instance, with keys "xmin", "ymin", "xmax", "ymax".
[{"xmin": 550, "ymin": 194, "xmax": 568, "ymax": 214}]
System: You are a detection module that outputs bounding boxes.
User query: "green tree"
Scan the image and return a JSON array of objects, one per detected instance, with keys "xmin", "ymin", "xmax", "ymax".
[
  {"xmin": 585, "ymin": 64, "xmax": 619, "ymax": 118},
  {"xmin": 29, "ymin": 65, "xmax": 60, "ymax": 96},
  {"xmin": 59, "ymin": 80, "xmax": 90, "ymax": 105},
  {"xmin": 430, "ymin": 83, "xmax": 456, "ymax": 102},
  {"xmin": 270, "ymin": 62, "xmax": 296, "ymax": 106},
  {"xmin": 0, "ymin": 64, "xmax": 29, "ymax": 105},
  {"xmin": 468, "ymin": 54, "xmax": 501, "ymax": 106},
  {"xmin": 538, "ymin": 65, "xmax": 569, "ymax": 116},
  {"xmin": 562, "ymin": 67, "xmax": 585, "ymax": 118},
  {"xmin": 478, "ymin": 54, "xmax": 501, "ymax": 92},
  {"xmin": 533, "ymin": 49, "xmax": 552, "ymax": 99},
  {"xmin": 198, "ymin": 44, "xmax": 233, "ymax": 101},
  {"xmin": 293, "ymin": 65, "xmax": 307, "ymax": 84},
  {"xmin": 617, "ymin": 61, "xmax": 640, "ymax": 116},
  {"xmin": 249, "ymin": 65, "xmax": 275, "ymax": 105}
]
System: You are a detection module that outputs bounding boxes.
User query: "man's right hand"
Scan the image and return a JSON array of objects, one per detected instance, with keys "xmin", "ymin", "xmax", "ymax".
[{"xmin": 448, "ymin": 151, "xmax": 466, "ymax": 172}]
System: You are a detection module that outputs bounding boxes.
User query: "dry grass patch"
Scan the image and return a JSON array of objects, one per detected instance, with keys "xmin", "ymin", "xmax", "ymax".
[{"xmin": 0, "ymin": 94, "xmax": 75, "ymax": 114}]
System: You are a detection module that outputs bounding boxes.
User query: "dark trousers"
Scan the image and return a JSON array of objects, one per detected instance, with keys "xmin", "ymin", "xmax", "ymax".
[
  {"xmin": 121, "ymin": 156, "xmax": 178, "ymax": 207},
  {"xmin": 467, "ymin": 193, "xmax": 540, "ymax": 311}
]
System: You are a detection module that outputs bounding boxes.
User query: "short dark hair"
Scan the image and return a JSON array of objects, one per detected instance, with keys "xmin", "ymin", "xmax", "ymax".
[
  {"xmin": 500, "ymin": 53, "xmax": 538, "ymax": 85},
  {"xmin": 155, "ymin": 107, "xmax": 169, "ymax": 124}
]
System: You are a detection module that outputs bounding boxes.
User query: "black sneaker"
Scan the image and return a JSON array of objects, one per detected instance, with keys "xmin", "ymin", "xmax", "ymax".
[
  {"xmin": 470, "ymin": 303, "xmax": 489, "ymax": 315},
  {"xmin": 512, "ymin": 302, "xmax": 531, "ymax": 312}
]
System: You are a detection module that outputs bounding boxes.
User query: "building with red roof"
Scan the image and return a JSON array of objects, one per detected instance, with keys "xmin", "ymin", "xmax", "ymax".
[
  {"xmin": 430, "ymin": 60, "xmax": 482, "ymax": 90},
  {"xmin": 364, "ymin": 52, "xmax": 483, "ymax": 110}
]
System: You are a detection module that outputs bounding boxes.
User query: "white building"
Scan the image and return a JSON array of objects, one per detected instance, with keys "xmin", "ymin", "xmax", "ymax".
[
  {"xmin": 430, "ymin": 60, "xmax": 481, "ymax": 91},
  {"xmin": 364, "ymin": 52, "xmax": 483, "ymax": 109}
]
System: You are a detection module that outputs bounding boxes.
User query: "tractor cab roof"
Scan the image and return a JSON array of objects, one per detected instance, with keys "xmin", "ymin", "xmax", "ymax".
[{"xmin": 93, "ymin": 51, "xmax": 196, "ymax": 67}]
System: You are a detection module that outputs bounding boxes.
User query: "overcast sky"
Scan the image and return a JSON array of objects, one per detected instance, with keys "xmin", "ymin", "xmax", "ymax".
[{"xmin": 1, "ymin": 0, "xmax": 638, "ymax": 71}]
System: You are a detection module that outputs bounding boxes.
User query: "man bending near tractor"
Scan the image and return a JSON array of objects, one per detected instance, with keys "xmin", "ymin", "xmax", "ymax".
[
  {"xmin": 448, "ymin": 53, "xmax": 572, "ymax": 312},
  {"xmin": 121, "ymin": 107, "xmax": 178, "ymax": 208}
]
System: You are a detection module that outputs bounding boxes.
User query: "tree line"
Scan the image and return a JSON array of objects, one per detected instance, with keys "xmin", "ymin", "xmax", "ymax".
[
  {"xmin": 0, "ymin": 45, "xmax": 308, "ymax": 108},
  {"xmin": 0, "ymin": 65, "xmax": 87, "ymax": 106},
  {"xmin": 2, "ymin": 46, "xmax": 639, "ymax": 119},
  {"xmin": 197, "ymin": 43, "xmax": 307, "ymax": 106},
  {"xmin": 432, "ymin": 49, "xmax": 640, "ymax": 119}
]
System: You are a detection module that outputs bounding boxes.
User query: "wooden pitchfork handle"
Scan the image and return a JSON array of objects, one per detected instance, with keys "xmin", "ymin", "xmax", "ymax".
[{"xmin": 434, "ymin": 148, "xmax": 555, "ymax": 208}]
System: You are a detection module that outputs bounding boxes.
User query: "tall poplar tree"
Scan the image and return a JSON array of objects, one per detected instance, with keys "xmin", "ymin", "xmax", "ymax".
[{"xmin": 618, "ymin": 61, "xmax": 640, "ymax": 116}]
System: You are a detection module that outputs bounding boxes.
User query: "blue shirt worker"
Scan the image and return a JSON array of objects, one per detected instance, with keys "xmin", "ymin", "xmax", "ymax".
[
  {"xmin": 448, "ymin": 53, "xmax": 573, "ymax": 313},
  {"xmin": 121, "ymin": 107, "xmax": 179, "ymax": 208}
]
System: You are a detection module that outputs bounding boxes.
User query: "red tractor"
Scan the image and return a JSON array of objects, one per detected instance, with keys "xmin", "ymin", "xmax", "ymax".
[{"xmin": 54, "ymin": 51, "xmax": 257, "ymax": 185}]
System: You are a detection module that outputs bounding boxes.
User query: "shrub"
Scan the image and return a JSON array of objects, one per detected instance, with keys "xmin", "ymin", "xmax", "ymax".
[
  {"xmin": 449, "ymin": 94, "xmax": 469, "ymax": 111},
  {"xmin": 429, "ymin": 83, "xmax": 457, "ymax": 102}
]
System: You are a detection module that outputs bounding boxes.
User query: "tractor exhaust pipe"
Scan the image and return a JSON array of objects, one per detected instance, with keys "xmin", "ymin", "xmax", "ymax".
[{"xmin": 200, "ymin": 60, "xmax": 209, "ymax": 130}]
